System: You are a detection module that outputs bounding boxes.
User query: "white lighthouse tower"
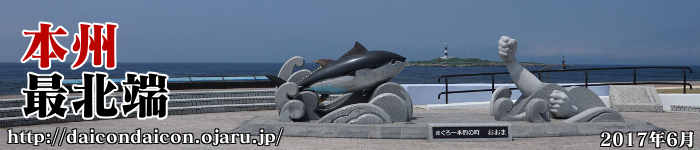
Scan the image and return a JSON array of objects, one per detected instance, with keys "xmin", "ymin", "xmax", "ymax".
[{"xmin": 440, "ymin": 43, "xmax": 454, "ymax": 59}]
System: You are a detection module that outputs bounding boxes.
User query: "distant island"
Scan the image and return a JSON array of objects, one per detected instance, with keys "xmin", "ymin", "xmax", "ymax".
[{"xmin": 407, "ymin": 57, "xmax": 577, "ymax": 67}]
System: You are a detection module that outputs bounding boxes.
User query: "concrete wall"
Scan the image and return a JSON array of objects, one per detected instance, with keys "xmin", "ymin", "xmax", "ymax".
[
  {"xmin": 658, "ymin": 94, "xmax": 700, "ymax": 111},
  {"xmin": 402, "ymin": 83, "xmax": 610, "ymax": 105}
]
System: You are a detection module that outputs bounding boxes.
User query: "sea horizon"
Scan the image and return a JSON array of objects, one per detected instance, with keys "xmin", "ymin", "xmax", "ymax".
[{"xmin": 1, "ymin": 62, "xmax": 698, "ymax": 96}]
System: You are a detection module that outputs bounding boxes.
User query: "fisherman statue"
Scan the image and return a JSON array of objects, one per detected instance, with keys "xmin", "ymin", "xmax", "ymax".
[
  {"xmin": 490, "ymin": 36, "xmax": 624, "ymax": 123},
  {"xmin": 268, "ymin": 42, "xmax": 413, "ymax": 124}
]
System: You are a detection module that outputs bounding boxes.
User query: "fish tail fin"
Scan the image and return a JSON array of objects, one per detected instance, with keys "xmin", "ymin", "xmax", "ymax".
[{"xmin": 265, "ymin": 75, "xmax": 287, "ymax": 87}]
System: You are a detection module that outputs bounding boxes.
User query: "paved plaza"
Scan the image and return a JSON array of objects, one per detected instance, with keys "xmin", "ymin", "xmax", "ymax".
[
  {"xmin": 1, "ymin": 108, "xmax": 698, "ymax": 149},
  {"xmin": 1, "ymin": 84, "xmax": 697, "ymax": 149}
]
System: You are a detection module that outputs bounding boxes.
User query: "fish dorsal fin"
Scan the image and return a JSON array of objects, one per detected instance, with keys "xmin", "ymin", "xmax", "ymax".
[
  {"xmin": 313, "ymin": 59, "xmax": 335, "ymax": 67},
  {"xmin": 339, "ymin": 41, "xmax": 368, "ymax": 59}
]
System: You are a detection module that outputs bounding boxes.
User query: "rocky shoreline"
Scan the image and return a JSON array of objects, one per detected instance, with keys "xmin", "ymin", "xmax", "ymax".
[{"xmin": 406, "ymin": 62, "xmax": 578, "ymax": 67}]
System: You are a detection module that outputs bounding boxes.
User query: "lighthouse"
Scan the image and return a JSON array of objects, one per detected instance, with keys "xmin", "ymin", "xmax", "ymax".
[
  {"xmin": 445, "ymin": 43, "xmax": 448, "ymax": 56},
  {"xmin": 560, "ymin": 56, "xmax": 567, "ymax": 70},
  {"xmin": 440, "ymin": 43, "xmax": 454, "ymax": 59}
]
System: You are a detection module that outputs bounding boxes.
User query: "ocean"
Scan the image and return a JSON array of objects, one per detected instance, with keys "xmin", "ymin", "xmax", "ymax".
[{"xmin": 1, "ymin": 62, "xmax": 698, "ymax": 96}]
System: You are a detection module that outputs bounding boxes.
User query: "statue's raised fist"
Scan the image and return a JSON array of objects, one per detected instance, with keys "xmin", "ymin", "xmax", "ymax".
[{"xmin": 498, "ymin": 36, "xmax": 518, "ymax": 61}]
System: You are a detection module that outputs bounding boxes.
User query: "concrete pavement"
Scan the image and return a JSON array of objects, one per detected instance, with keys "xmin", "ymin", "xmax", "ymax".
[{"xmin": 1, "ymin": 108, "xmax": 697, "ymax": 149}]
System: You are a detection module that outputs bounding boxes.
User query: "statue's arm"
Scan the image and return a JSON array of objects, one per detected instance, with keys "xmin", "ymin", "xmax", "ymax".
[{"xmin": 498, "ymin": 36, "xmax": 544, "ymax": 96}]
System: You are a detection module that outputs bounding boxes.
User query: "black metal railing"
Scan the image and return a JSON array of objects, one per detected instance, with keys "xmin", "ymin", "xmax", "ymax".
[
  {"xmin": 63, "ymin": 75, "xmax": 274, "ymax": 92},
  {"xmin": 437, "ymin": 67, "xmax": 693, "ymax": 104}
]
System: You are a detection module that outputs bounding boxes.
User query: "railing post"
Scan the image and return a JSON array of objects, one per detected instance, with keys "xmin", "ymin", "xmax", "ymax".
[
  {"xmin": 538, "ymin": 72, "xmax": 542, "ymax": 81},
  {"xmin": 445, "ymin": 77, "xmax": 449, "ymax": 104},
  {"xmin": 585, "ymin": 69, "xmax": 588, "ymax": 88},
  {"xmin": 547, "ymin": 67, "xmax": 550, "ymax": 83},
  {"xmin": 633, "ymin": 68, "xmax": 636, "ymax": 85},
  {"xmin": 491, "ymin": 74, "xmax": 495, "ymax": 94},
  {"xmin": 684, "ymin": 68, "xmax": 687, "ymax": 94},
  {"xmin": 223, "ymin": 77, "xmax": 227, "ymax": 88}
]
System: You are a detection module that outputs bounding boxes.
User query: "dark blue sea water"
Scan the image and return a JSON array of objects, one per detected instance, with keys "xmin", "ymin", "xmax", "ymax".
[{"xmin": 1, "ymin": 62, "xmax": 698, "ymax": 96}]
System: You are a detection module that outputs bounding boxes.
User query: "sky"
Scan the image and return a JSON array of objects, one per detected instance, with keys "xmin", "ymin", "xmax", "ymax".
[{"xmin": 1, "ymin": 0, "xmax": 699, "ymax": 65}]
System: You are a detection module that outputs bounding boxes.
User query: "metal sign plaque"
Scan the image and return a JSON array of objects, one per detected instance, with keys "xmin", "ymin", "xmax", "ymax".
[{"xmin": 428, "ymin": 123, "xmax": 512, "ymax": 142}]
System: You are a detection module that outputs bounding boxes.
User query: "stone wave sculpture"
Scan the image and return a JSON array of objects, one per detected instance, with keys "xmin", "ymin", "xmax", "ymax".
[{"xmin": 490, "ymin": 36, "xmax": 624, "ymax": 123}]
